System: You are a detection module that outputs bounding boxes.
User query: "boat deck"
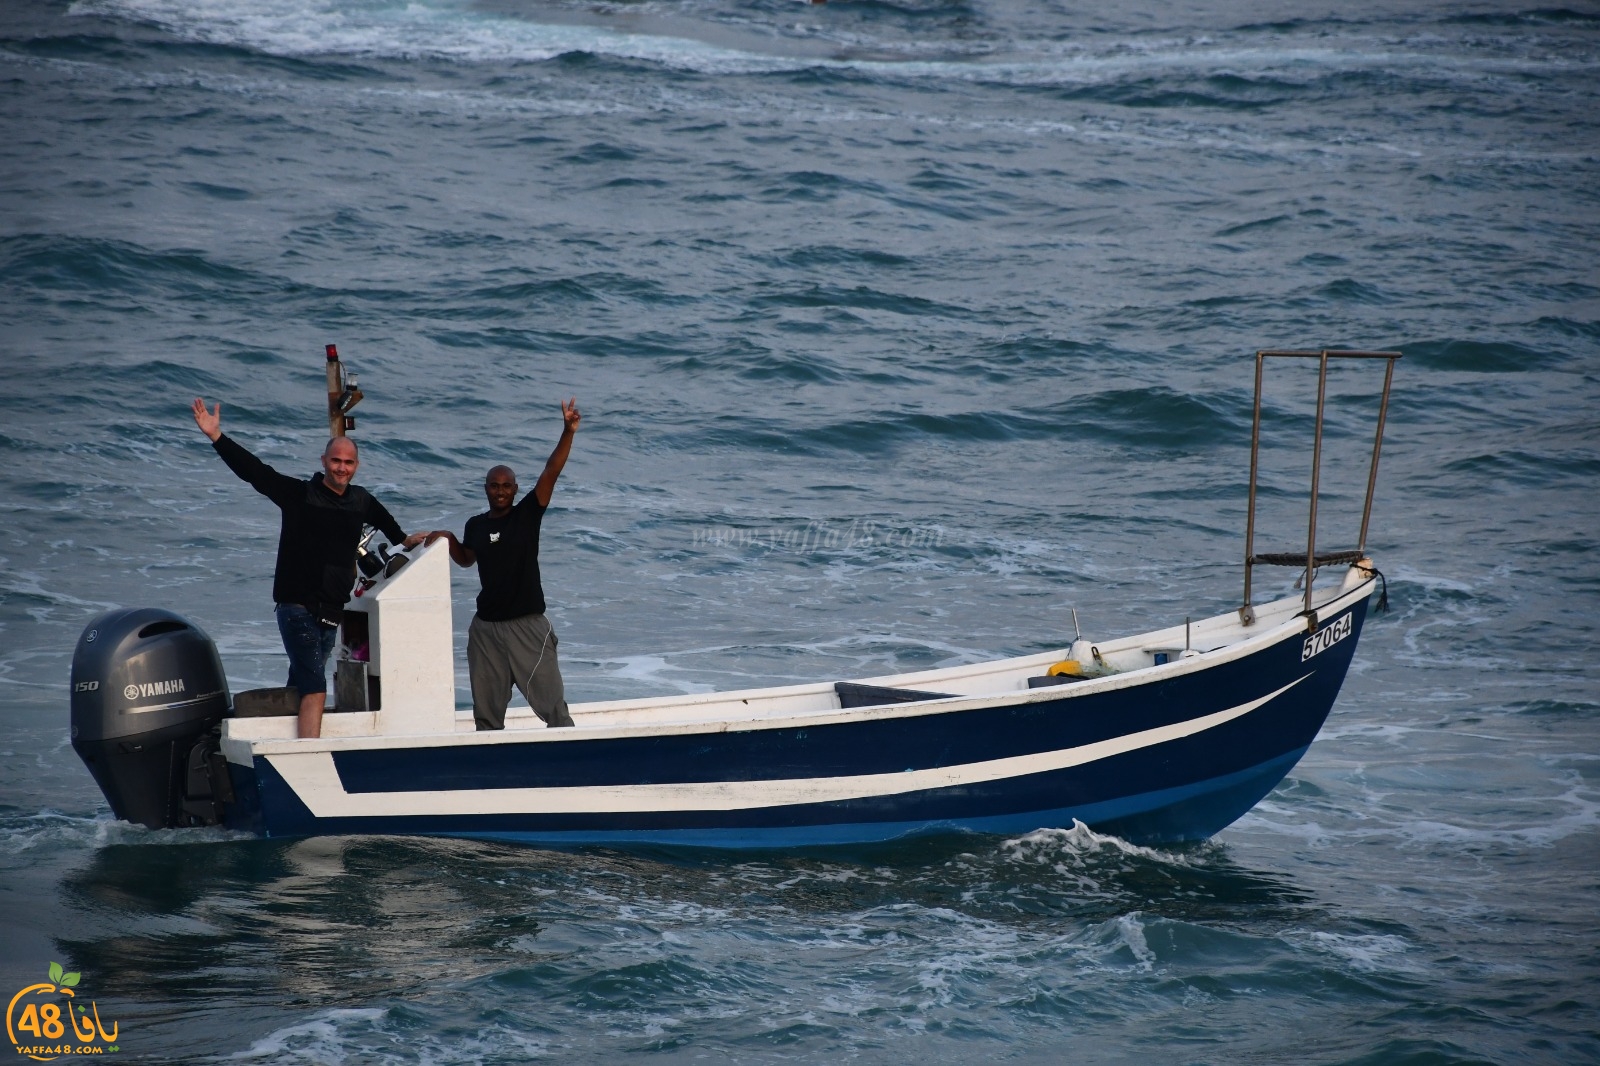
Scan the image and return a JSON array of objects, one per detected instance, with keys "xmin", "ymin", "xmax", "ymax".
[{"xmin": 224, "ymin": 570, "xmax": 1371, "ymax": 747}]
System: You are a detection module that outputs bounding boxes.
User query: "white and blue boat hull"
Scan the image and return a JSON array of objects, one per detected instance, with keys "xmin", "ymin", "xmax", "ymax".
[{"xmin": 218, "ymin": 574, "xmax": 1374, "ymax": 848}]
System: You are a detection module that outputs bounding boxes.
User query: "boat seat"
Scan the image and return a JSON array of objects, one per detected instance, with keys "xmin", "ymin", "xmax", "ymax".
[
  {"xmin": 1027, "ymin": 674, "xmax": 1088, "ymax": 689},
  {"xmin": 834, "ymin": 682, "xmax": 956, "ymax": 709}
]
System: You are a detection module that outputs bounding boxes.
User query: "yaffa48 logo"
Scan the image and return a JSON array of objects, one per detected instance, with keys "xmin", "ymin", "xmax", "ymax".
[{"xmin": 6, "ymin": 962, "xmax": 120, "ymax": 1060}]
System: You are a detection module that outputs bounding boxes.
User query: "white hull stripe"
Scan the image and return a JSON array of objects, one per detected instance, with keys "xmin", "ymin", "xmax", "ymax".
[{"xmin": 268, "ymin": 675, "xmax": 1311, "ymax": 819}]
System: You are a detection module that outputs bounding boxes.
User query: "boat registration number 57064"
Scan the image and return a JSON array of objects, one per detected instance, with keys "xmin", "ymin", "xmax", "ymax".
[{"xmin": 1302, "ymin": 612, "xmax": 1353, "ymax": 661}]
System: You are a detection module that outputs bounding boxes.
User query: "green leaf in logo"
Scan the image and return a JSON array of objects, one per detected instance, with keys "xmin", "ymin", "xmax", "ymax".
[
  {"xmin": 49, "ymin": 962, "xmax": 63, "ymax": 984},
  {"xmin": 62, "ymin": 972, "xmax": 81, "ymax": 987}
]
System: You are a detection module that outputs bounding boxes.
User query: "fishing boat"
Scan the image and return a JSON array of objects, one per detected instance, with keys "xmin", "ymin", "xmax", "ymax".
[{"xmin": 69, "ymin": 349, "xmax": 1399, "ymax": 848}]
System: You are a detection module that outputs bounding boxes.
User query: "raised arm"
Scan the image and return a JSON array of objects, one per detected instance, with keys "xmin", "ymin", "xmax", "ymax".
[
  {"xmin": 192, "ymin": 396, "xmax": 300, "ymax": 504},
  {"xmin": 532, "ymin": 398, "xmax": 581, "ymax": 507}
]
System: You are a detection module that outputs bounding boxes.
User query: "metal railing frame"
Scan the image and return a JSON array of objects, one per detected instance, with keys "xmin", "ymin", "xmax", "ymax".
[{"xmin": 1240, "ymin": 349, "xmax": 1401, "ymax": 627}]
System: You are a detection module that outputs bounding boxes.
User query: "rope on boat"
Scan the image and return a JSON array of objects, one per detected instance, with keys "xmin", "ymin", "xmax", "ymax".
[
  {"xmin": 1251, "ymin": 549, "xmax": 1389, "ymax": 613},
  {"xmin": 1365, "ymin": 565, "xmax": 1389, "ymax": 613},
  {"xmin": 1250, "ymin": 550, "xmax": 1365, "ymax": 567},
  {"xmin": 1254, "ymin": 547, "xmax": 1395, "ymax": 614}
]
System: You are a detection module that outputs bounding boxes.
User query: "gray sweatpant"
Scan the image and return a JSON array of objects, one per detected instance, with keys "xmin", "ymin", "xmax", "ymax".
[{"xmin": 466, "ymin": 612, "xmax": 573, "ymax": 730}]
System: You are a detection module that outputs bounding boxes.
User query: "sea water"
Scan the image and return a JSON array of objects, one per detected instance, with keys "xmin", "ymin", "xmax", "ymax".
[{"xmin": 1, "ymin": 0, "xmax": 1597, "ymax": 1061}]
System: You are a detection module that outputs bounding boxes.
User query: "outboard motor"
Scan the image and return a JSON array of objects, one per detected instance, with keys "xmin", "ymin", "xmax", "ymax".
[{"xmin": 70, "ymin": 608, "xmax": 231, "ymax": 829}]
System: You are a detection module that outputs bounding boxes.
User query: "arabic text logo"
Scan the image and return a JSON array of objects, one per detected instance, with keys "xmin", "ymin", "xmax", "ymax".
[{"xmin": 7, "ymin": 962, "xmax": 120, "ymax": 1061}]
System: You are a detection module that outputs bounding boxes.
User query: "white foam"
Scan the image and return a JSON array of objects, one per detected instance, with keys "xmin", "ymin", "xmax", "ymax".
[
  {"xmin": 220, "ymin": 1008, "xmax": 388, "ymax": 1063},
  {"xmin": 0, "ymin": 811, "xmax": 117, "ymax": 855},
  {"xmin": 1298, "ymin": 930, "xmax": 1419, "ymax": 974},
  {"xmin": 72, "ymin": 0, "xmax": 793, "ymax": 71},
  {"xmin": 68, "ymin": 0, "xmax": 1592, "ymax": 86},
  {"xmin": 1387, "ymin": 787, "xmax": 1600, "ymax": 848},
  {"xmin": 1238, "ymin": 769, "xmax": 1600, "ymax": 850},
  {"xmin": 0, "ymin": 566, "xmax": 120, "ymax": 624},
  {"xmin": 0, "ymin": 810, "xmax": 252, "ymax": 855},
  {"xmin": 594, "ymin": 652, "xmax": 717, "ymax": 694},
  {"xmin": 1004, "ymin": 821, "xmax": 1197, "ymax": 869},
  {"xmin": 1112, "ymin": 912, "xmax": 1157, "ymax": 971},
  {"xmin": 224, "ymin": 1003, "xmax": 560, "ymax": 1062}
]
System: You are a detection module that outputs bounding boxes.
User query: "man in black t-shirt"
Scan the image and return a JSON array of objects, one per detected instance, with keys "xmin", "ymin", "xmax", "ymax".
[
  {"xmin": 423, "ymin": 399, "xmax": 580, "ymax": 730},
  {"xmin": 192, "ymin": 398, "xmax": 425, "ymax": 739}
]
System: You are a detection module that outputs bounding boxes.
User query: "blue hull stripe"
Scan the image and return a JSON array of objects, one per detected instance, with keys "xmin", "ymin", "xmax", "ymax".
[
  {"xmin": 328, "ymin": 606, "xmax": 1363, "ymax": 794},
  {"xmin": 236, "ymin": 746, "xmax": 1309, "ymax": 847},
  {"xmin": 270, "ymin": 674, "xmax": 1309, "ymax": 817}
]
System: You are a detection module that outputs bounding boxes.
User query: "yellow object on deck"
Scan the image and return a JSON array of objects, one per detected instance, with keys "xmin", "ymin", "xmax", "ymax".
[{"xmin": 1047, "ymin": 660, "xmax": 1083, "ymax": 677}]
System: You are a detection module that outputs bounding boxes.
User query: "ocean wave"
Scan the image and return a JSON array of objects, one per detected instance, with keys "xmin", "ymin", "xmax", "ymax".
[
  {"xmin": 1, "ymin": 233, "xmax": 265, "ymax": 299},
  {"xmin": 70, "ymin": 0, "xmax": 784, "ymax": 71},
  {"xmin": 1437, "ymin": 449, "xmax": 1600, "ymax": 489},
  {"xmin": 672, "ymin": 384, "xmax": 1243, "ymax": 457},
  {"xmin": 1294, "ymin": 929, "xmax": 1420, "ymax": 974},
  {"xmin": 1405, "ymin": 337, "xmax": 1571, "ymax": 372},
  {"xmin": 64, "ymin": 0, "xmax": 1599, "ymax": 89},
  {"xmin": 1002, "ymin": 821, "xmax": 1196, "ymax": 868},
  {"xmin": 0, "ymin": 808, "xmax": 249, "ymax": 855}
]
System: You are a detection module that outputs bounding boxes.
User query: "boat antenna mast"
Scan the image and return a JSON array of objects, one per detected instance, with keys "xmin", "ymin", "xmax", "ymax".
[
  {"xmin": 325, "ymin": 343, "xmax": 364, "ymax": 438},
  {"xmin": 1239, "ymin": 348, "xmax": 1400, "ymax": 628}
]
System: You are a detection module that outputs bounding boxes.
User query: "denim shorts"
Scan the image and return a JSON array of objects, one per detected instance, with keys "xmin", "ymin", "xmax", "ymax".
[{"xmin": 275, "ymin": 602, "xmax": 337, "ymax": 697}]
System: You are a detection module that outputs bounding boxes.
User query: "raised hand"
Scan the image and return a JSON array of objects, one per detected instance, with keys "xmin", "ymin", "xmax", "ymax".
[
  {"xmin": 192, "ymin": 398, "xmax": 222, "ymax": 442},
  {"xmin": 535, "ymin": 400, "xmax": 581, "ymax": 507}
]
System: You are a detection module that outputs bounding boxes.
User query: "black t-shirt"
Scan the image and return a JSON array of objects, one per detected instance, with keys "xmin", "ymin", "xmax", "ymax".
[
  {"xmin": 212, "ymin": 434, "xmax": 406, "ymax": 622},
  {"xmin": 463, "ymin": 492, "xmax": 548, "ymax": 621}
]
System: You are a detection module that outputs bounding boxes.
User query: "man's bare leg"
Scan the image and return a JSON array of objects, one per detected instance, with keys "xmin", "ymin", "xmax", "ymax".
[{"xmin": 298, "ymin": 692, "xmax": 326, "ymax": 739}]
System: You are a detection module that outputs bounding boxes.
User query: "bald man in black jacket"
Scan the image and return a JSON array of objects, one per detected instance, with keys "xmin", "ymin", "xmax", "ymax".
[{"xmin": 193, "ymin": 398, "xmax": 425, "ymax": 738}]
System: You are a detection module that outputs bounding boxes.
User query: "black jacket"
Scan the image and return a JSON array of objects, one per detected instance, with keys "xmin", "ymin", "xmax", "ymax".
[{"xmin": 213, "ymin": 433, "xmax": 405, "ymax": 622}]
